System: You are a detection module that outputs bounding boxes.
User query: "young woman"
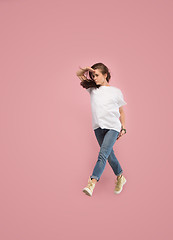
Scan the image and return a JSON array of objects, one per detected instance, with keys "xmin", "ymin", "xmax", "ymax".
[{"xmin": 76, "ymin": 63, "xmax": 127, "ymax": 197}]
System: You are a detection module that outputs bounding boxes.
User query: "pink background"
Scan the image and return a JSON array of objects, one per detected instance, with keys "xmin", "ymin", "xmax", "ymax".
[{"xmin": 0, "ymin": 0, "xmax": 173, "ymax": 239}]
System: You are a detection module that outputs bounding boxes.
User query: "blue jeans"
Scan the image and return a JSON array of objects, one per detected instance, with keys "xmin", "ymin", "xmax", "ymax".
[{"xmin": 90, "ymin": 127, "xmax": 123, "ymax": 182}]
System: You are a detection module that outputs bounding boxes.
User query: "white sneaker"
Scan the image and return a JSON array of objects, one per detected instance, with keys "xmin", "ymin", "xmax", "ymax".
[
  {"xmin": 82, "ymin": 177, "xmax": 96, "ymax": 196},
  {"xmin": 114, "ymin": 175, "xmax": 126, "ymax": 194}
]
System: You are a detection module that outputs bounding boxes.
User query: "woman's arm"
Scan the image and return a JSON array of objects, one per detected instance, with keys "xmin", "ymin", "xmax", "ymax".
[
  {"xmin": 76, "ymin": 67, "xmax": 95, "ymax": 82},
  {"xmin": 119, "ymin": 107, "xmax": 126, "ymax": 128}
]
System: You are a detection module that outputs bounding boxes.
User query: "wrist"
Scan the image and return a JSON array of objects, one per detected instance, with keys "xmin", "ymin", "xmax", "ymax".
[{"xmin": 121, "ymin": 126, "xmax": 126, "ymax": 134}]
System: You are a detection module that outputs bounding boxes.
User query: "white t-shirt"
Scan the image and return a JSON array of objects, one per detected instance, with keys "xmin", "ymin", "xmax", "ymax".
[{"xmin": 86, "ymin": 85, "xmax": 127, "ymax": 132}]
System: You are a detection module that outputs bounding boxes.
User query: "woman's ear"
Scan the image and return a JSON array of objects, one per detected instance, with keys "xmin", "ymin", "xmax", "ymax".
[{"xmin": 104, "ymin": 73, "xmax": 107, "ymax": 79}]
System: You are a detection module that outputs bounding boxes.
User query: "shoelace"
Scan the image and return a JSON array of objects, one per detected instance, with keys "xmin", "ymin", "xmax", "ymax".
[
  {"xmin": 116, "ymin": 177, "xmax": 123, "ymax": 186},
  {"xmin": 87, "ymin": 181, "xmax": 95, "ymax": 190}
]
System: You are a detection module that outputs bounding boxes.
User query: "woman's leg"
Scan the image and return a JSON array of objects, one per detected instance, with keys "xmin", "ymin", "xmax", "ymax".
[
  {"xmin": 90, "ymin": 128, "xmax": 120, "ymax": 182},
  {"xmin": 108, "ymin": 149, "xmax": 123, "ymax": 177},
  {"xmin": 91, "ymin": 128, "xmax": 123, "ymax": 181}
]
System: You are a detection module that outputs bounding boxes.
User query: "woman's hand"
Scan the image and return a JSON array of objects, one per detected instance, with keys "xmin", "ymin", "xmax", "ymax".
[
  {"xmin": 116, "ymin": 129, "xmax": 126, "ymax": 140},
  {"xmin": 76, "ymin": 66, "xmax": 95, "ymax": 82}
]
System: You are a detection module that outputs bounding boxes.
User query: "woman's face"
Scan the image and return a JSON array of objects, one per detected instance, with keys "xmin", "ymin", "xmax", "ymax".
[{"xmin": 91, "ymin": 69, "xmax": 107, "ymax": 85}]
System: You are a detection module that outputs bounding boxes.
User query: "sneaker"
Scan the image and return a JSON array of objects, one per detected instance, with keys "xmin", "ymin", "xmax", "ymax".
[
  {"xmin": 114, "ymin": 175, "xmax": 126, "ymax": 194},
  {"xmin": 82, "ymin": 177, "xmax": 96, "ymax": 196}
]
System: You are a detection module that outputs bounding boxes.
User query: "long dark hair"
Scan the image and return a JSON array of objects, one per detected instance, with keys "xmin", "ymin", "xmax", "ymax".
[{"xmin": 80, "ymin": 63, "xmax": 111, "ymax": 89}]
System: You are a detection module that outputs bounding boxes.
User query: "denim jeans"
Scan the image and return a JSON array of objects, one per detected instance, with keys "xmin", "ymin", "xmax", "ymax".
[{"xmin": 90, "ymin": 127, "xmax": 123, "ymax": 182}]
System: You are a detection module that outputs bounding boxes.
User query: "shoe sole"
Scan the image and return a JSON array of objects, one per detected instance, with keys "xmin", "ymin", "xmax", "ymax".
[
  {"xmin": 114, "ymin": 179, "xmax": 127, "ymax": 194},
  {"xmin": 83, "ymin": 188, "xmax": 92, "ymax": 196}
]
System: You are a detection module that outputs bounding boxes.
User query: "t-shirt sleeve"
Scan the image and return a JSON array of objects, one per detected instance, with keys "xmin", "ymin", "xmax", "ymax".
[
  {"xmin": 117, "ymin": 89, "xmax": 127, "ymax": 107},
  {"xmin": 86, "ymin": 87, "xmax": 92, "ymax": 94}
]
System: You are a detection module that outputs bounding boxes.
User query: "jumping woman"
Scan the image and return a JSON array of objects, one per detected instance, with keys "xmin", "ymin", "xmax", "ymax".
[{"xmin": 76, "ymin": 63, "xmax": 127, "ymax": 197}]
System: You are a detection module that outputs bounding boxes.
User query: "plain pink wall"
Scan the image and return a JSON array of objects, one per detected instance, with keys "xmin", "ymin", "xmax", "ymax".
[{"xmin": 0, "ymin": 0, "xmax": 173, "ymax": 239}]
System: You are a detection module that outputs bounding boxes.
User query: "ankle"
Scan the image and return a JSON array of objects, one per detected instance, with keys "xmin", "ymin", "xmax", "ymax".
[
  {"xmin": 91, "ymin": 178, "xmax": 97, "ymax": 184},
  {"xmin": 117, "ymin": 174, "xmax": 122, "ymax": 179}
]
